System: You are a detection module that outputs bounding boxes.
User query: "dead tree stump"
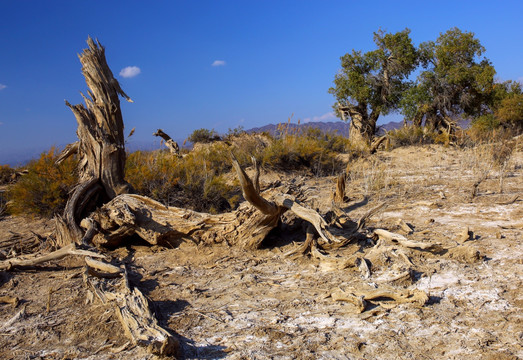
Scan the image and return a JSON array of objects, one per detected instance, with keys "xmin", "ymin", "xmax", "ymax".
[
  {"xmin": 55, "ymin": 37, "xmax": 133, "ymax": 246},
  {"xmin": 153, "ymin": 129, "xmax": 180, "ymax": 155}
]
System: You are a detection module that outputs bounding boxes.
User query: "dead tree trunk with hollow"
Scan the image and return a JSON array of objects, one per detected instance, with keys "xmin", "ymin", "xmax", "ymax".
[{"xmin": 55, "ymin": 37, "xmax": 133, "ymax": 247}]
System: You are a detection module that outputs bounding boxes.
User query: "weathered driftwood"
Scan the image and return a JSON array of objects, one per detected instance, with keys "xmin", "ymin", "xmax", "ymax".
[
  {"xmin": 57, "ymin": 37, "xmax": 133, "ymax": 246},
  {"xmin": 284, "ymin": 224, "xmax": 315, "ymax": 258},
  {"xmin": 0, "ymin": 231, "xmax": 42, "ymax": 257},
  {"xmin": 85, "ymin": 257, "xmax": 123, "ymax": 278},
  {"xmin": 0, "ymin": 243, "xmax": 106, "ymax": 270},
  {"xmin": 153, "ymin": 129, "xmax": 180, "ymax": 155},
  {"xmin": 356, "ymin": 257, "xmax": 371, "ymax": 279},
  {"xmin": 396, "ymin": 219, "xmax": 413, "ymax": 234},
  {"xmin": 84, "ymin": 154, "xmax": 346, "ymax": 250},
  {"xmin": 331, "ymin": 286, "xmax": 428, "ymax": 313},
  {"xmin": 85, "ymin": 267, "xmax": 178, "ymax": 357},
  {"xmin": 373, "ymin": 229, "xmax": 437, "ymax": 250},
  {"xmin": 0, "ymin": 296, "xmax": 19, "ymax": 307},
  {"xmin": 55, "ymin": 141, "xmax": 79, "ymax": 165},
  {"xmin": 470, "ymin": 169, "xmax": 490, "ymax": 201},
  {"xmin": 496, "ymin": 194, "xmax": 519, "ymax": 205},
  {"xmin": 0, "ymin": 306, "xmax": 26, "ymax": 331}
]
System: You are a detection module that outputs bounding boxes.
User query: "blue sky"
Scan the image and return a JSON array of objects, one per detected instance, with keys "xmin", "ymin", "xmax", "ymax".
[{"xmin": 1, "ymin": 0, "xmax": 522, "ymax": 164}]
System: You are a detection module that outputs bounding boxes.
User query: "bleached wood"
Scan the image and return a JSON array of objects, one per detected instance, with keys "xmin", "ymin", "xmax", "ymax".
[
  {"xmin": 86, "ymin": 267, "xmax": 179, "ymax": 356},
  {"xmin": 58, "ymin": 37, "xmax": 133, "ymax": 245},
  {"xmin": 153, "ymin": 129, "xmax": 180, "ymax": 155},
  {"xmin": 0, "ymin": 243, "xmax": 106, "ymax": 270},
  {"xmin": 374, "ymin": 229, "xmax": 436, "ymax": 249}
]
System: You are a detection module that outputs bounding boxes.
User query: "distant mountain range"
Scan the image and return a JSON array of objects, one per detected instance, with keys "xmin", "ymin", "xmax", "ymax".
[{"xmin": 246, "ymin": 120, "xmax": 404, "ymax": 136}]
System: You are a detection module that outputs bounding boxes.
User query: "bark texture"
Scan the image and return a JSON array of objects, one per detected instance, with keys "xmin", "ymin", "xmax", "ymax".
[
  {"xmin": 339, "ymin": 104, "xmax": 379, "ymax": 145},
  {"xmin": 57, "ymin": 37, "xmax": 133, "ymax": 246}
]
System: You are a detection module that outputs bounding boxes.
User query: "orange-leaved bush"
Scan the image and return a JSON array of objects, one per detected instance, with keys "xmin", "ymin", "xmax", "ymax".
[{"xmin": 8, "ymin": 147, "xmax": 78, "ymax": 218}]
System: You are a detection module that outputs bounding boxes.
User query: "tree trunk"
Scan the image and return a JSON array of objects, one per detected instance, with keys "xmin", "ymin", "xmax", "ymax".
[
  {"xmin": 347, "ymin": 108, "xmax": 377, "ymax": 145},
  {"xmin": 56, "ymin": 37, "xmax": 133, "ymax": 246}
]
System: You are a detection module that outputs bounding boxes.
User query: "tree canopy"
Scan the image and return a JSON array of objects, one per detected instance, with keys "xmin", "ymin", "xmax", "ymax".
[
  {"xmin": 329, "ymin": 28, "xmax": 417, "ymax": 144},
  {"xmin": 400, "ymin": 28, "xmax": 496, "ymax": 131}
]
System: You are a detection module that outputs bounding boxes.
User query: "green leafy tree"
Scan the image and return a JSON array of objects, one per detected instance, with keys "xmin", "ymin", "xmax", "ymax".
[
  {"xmin": 329, "ymin": 29, "xmax": 417, "ymax": 144},
  {"xmin": 401, "ymin": 28, "xmax": 495, "ymax": 131},
  {"xmin": 491, "ymin": 80, "xmax": 522, "ymax": 110}
]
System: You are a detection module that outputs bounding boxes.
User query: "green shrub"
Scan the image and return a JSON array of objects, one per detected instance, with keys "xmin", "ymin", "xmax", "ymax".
[
  {"xmin": 468, "ymin": 114, "xmax": 501, "ymax": 142},
  {"xmin": 386, "ymin": 125, "xmax": 427, "ymax": 147},
  {"xmin": 187, "ymin": 128, "xmax": 221, "ymax": 144},
  {"xmin": 8, "ymin": 147, "xmax": 78, "ymax": 218},
  {"xmin": 224, "ymin": 126, "xmax": 246, "ymax": 140}
]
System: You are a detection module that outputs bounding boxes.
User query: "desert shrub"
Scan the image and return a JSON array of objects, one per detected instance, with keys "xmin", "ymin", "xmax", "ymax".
[
  {"xmin": 127, "ymin": 127, "xmax": 350, "ymax": 212},
  {"xmin": 126, "ymin": 142, "xmax": 239, "ymax": 213},
  {"xmin": 387, "ymin": 124, "xmax": 456, "ymax": 147},
  {"xmin": 494, "ymin": 93, "xmax": 523, "ymax": 135},
  {"xmin": 187, "ymin": 128, "xmax": 221, "ymax": 144},
  {"xmin": 8, "ymin": 147, "xmax": 78, "ymax": 218},
  {"xmin": 224, "ymin": 126, "xmax": 246, "ymax": 140},
  {"xmin": 0, "ymin": 165, "xmax": 16, "ymax": 185},
  {"xmin": 386, "ymin": 125, "xmax": 426, "ymax": 147},
  {"xmin": 261, "ymin": 133, "xmax": 345, "ymax": 176},
  {"xmin": 468, "ymin": 114, "xmax": 501, "ymax": 142},
  {"xmin": 259, "ymin": 122, "xmax": 348, "ymax": 175},
  {"xmin": 429, "ymin": 131, "xmax": 451, "ymax": 146},
  {"xmin": 304, "ymin": 127, "xmax": 350, "ymax": 153}
]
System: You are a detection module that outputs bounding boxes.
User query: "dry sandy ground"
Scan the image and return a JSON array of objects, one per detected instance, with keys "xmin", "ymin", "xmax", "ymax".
[{"xmin": 0, "ymin": 144, "xmax": 522, "ymax": 359}]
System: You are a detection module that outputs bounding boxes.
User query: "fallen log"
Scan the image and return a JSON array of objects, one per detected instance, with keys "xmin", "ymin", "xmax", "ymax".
[
  {"xmin": 331, "ymin": 286, "xmax": 428, "ymax": 313},
  {"xmin": 0, "ymin": 243, "xmax": 106, "ymax": 270},
  {"xmin": 85, "ymin": 267, "xmax": 178, "ymax": 357},
  {"xmin": 373, "ymin": 229, "xmax": 437, "ymax": 250}
]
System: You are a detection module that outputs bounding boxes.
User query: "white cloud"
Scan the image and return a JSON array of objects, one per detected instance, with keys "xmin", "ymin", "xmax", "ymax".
[
  {"xmin": 211, "ymin": 60, "xmax": 226, "ymax": 67},
  {"xmin": 0, "ymin": 84, "xmax": 6, "ymax": 90},
  {"xmin": 303, "ymin": 112, "xmax": 336, "ymax": 123},
  {"xmin": 119, "ymin": 66, "xmax": 141, "ymax": 78}
]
